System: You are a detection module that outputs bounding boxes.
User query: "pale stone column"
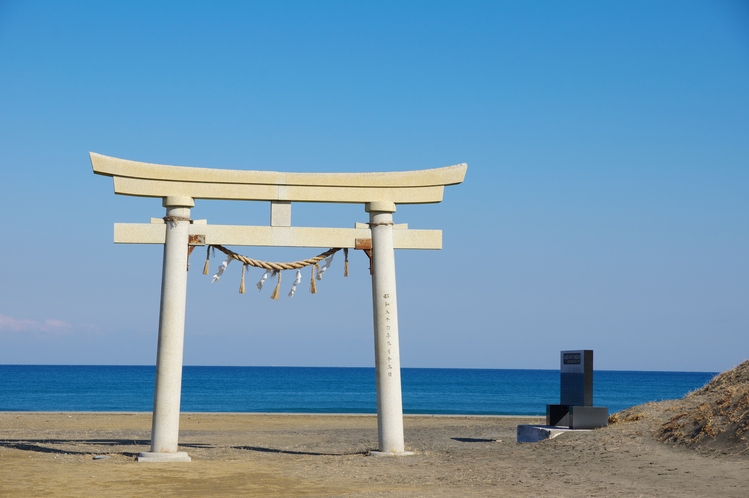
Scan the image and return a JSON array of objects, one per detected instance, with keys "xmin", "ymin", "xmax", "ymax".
[
  {"xmin": 138, "ymin": 196, "xmax": 193, "ymax": 463},
  {"xmin": 366, "ymin": 201, "xmax": 413, "ymax": 456}
]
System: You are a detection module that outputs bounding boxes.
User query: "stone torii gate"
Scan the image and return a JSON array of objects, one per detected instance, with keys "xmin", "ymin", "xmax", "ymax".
[{"xmin": 91, "ymin": 152, "xmax": 467, "ymax": 462}]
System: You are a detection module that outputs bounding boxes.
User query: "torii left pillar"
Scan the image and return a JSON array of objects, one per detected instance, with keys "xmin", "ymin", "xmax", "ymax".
[{"xmin": 137, "ymin": 196, "xmax": 193, "ymax": 462}]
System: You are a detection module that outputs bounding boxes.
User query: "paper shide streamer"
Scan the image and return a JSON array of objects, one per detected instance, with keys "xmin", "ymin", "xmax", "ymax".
[
  {"xmin": 257, "ymin": 269, "xmax": 271, "ymax": 291},
  {"xmin": 210, "ymin": 257, "xmax": 232, "ymax": 283},
  {"xmin": 288, "ymin": 269, "xmax": 302, "ymax": 297}
]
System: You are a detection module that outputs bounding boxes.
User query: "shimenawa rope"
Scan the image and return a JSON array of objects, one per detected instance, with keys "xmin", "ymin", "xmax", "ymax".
[{"xmin": 204, "ymin": 244, "xmax": 350, "ymax": 299}]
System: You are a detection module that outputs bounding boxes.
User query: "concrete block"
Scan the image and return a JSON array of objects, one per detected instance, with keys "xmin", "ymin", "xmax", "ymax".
[
  {"xmin": 568, "ymin": 406, "xmax": 609, "ymax": 429},
  {"xmin": 516, "ymin": 425, "xmax": 590, "ymax": 443},
  {"xmin": 547, "ymin": 404, "xmax": 609, "ymax": 429}
]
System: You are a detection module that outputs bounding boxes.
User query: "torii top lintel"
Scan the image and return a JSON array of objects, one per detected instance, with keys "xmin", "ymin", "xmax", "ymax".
[{"xmin": 90, "ymin": 152, "xmax": 467, "ymax": 205}]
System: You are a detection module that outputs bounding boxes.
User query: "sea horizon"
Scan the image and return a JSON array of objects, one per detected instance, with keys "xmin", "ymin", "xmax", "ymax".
[
  {"xmin": 0, "ymin": 365, "xmax": 717, "ymax": 416},
  {"xmin": 0, "ymin": 363, "xmax": 721, "ymax": 373}
]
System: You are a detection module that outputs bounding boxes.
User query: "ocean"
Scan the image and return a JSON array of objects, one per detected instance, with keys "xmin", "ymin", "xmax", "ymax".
[{"xmin": 0, "ymin": 365, "xmax": 716, "ymax": 415}]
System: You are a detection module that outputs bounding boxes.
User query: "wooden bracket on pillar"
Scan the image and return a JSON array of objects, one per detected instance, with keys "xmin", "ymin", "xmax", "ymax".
[
  {"xmin": 355, "ymin": 238, "xmax": 374, "ymax": 275},
  {"xmin": 186, "ymin": 235, "xmax": 205, "ymax": 269}
]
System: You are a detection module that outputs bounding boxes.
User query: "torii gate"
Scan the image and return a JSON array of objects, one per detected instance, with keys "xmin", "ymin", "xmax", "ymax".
[{"xmin": 91, "ymin": 152, "xmax": 467, "ymax": 462}]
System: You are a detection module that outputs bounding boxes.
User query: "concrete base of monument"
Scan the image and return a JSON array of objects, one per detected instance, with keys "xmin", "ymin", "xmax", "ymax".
[
  {"xmin": 546, "ymin": 404, "xmax": 609, "ymax": 429},
  {"xmin": 137, "ymin": 451, "xmax": 192, "ymax": 462},
  {"xmin": 516, "ymin": 425, "xmax": 590, "ymax": 443},
  {"xmin": 368, "ymin": 450, "xmax": 415, "ymax": 457}
]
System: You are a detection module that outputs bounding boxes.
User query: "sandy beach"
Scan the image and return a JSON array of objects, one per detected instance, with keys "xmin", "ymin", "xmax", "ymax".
[{"xmin": 1, "ymin": 409, "xmax": 747, "ymax": 497}]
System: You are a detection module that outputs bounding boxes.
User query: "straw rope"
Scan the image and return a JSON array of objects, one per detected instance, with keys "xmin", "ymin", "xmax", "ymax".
[
  {"xmin": 209, "ymin": 244, "xmax": 341, "ymax": 272},
  {"xmin": 163, "ymin": 215, "xmax": 193, "ymax": 226}
]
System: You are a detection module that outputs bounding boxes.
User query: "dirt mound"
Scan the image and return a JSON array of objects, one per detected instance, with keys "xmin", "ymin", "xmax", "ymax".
[
  {"xmin": 655, "ymin": 360, "xmax": 749, "ymax": 455},
  {"xmin": 609, "ymin": 360, "xmax": 749, "ymax": 456}
]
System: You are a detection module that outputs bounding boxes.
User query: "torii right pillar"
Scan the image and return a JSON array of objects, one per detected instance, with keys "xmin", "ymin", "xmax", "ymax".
[{"xmin": 366, "ymin": 201, "xmax": 413, "ymax": 456}]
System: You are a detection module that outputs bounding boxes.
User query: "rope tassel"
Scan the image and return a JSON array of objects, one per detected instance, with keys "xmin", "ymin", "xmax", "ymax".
[
  {"xmin": 288, "ymin": 269, "xmax": 302, "ymax": 297},
  {"xmin": 203, "ymin": 246, "xmax": 211, "ymax": 275},
  {"xmin": 309, "ymin": 264, "xmax": 318, "ymax": 294},
  {"xmin": 270, "ymin": 271, "xmax": 282, "ymax": 300},
  {"xmin": 239, "ymin": 264, "xmax": 246, "ymax": 294},
  {"xmin": 344, "ymin": 248, "xmax": 349, "ymax": 277}
]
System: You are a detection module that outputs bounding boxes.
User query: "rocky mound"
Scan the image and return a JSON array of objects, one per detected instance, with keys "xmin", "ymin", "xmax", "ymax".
[{"xmin": 610, "ymin": 360, "xmax": 749, "ymax": 456}]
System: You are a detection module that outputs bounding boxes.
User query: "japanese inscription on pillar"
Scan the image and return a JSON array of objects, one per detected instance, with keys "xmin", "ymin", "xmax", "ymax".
[{"xmin": 383, "ymin": 293, "xmax": 394, "ymax": 376}]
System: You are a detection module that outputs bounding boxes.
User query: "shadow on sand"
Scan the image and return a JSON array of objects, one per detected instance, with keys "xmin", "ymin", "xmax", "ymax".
[{"xmin": 0, "ymin": 439, "xmax": 367, "ymax": 458}]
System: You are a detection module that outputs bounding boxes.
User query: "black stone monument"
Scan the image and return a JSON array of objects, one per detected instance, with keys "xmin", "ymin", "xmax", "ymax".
[{"xmin": 546, "ymin": 350, "xmax": 608, "ymax": 429}]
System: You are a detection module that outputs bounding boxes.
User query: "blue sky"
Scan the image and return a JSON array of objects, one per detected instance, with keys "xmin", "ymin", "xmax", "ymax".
[{"xmin": 0, "ymin": 1, "xmax": 746, "ymax": 372}]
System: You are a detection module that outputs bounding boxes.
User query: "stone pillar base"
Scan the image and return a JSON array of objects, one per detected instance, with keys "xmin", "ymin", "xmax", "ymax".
[
  {"xmin": 137, "ymin": 451, "xmax": 191, "ymax": 462},
  {"xmin": 368, "ymin": 450, "xmax": 415, "ymax": 457}
]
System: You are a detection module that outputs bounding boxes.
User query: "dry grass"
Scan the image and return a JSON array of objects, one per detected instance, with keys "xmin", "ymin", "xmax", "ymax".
[
  {"xmin": 607, "ymin": 360, "xmax": 749, "ymax": 456},
  {"xmin": 608, "ymin": 409, "xmax": 645, "ymax": 425},
  {"xmin": 653, "ymin": 360, "xmax": 749, "ymax": 454}
]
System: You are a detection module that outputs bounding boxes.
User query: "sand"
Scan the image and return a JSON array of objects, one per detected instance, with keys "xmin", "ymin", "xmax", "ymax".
[{"xmin": 1, "ymin": 410, "xmax": 747, "ymax": 497}]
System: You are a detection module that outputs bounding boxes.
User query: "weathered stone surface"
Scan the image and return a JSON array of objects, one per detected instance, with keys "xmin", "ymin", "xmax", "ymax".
[{"xmin": 91, "ymin": 152, "xmax": 467, "ymax": 204}]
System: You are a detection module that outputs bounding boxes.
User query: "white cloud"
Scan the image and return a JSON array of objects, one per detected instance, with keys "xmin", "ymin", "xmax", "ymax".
[{"xmin": 0, "ymin": 314, "xmax": 74, "ymax": 335}]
